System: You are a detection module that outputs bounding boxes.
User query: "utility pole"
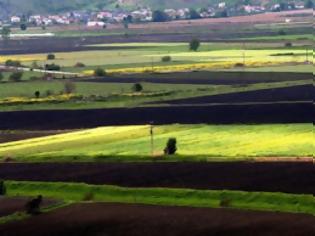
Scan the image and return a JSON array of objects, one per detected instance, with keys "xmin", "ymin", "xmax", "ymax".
[
  {"xmin": 242, "ymin": 42, "xmax": 246, "ymax": 66},
  {"xmin": 150, "ymin": 122, "xmax": 154, "ymax": 156}
]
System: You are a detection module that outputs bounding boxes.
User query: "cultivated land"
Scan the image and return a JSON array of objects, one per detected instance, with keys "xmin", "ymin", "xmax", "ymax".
[
  {"xmin": 0, "ymin": 9, "xmax": 313, "ymax": 235},
  {"xmin": 0, "ymin": 124, "xmax": 313, "ymax": 160}
]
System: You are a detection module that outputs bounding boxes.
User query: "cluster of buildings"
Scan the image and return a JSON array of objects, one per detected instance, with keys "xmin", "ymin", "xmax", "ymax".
[{"xmin": 3, "ymin": 1, "xmax": 312, "ymax": 28}]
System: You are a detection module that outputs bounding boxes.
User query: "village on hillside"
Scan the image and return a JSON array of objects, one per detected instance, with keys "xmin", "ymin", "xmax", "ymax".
[{"xmin": 1, "ymin": 1, "xmax": 313, "ymax": 28}]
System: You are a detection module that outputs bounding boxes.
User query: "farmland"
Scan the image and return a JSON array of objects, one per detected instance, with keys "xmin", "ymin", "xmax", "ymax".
[
  {"xmin": 0, "ymin": 8, "xmax": 313, "ymax": 236},
  {"xmin": 0, "ymin": 124, "xmax": 313, "ymax": 160}
]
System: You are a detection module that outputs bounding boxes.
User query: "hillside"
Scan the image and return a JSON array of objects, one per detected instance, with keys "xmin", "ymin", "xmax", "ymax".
[{"xmin": 0, "ymin": 0, "xmax": 288, "ymax": 16}]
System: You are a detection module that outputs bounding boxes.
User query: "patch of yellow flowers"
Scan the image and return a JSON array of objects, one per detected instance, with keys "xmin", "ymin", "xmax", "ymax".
[
  {"xmin": 0, "ymin": 94, "xmax": 77, "ymax": 105},
  {"xmin": 83, "ymin": 60, "xmax": 301, "ymax": 75}
]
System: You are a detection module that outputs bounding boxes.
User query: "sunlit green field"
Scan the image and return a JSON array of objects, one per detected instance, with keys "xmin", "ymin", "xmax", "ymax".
[
  {"xmin": 0, "ymin": 42, "xmax": 311, "ymax": 73},
  {"xmin": 0, "ymin": 124, "xmax": 312, "ymax": 161}
]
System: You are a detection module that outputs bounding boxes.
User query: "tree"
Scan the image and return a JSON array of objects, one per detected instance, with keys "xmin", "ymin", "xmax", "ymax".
[
  {"xmin": 189, "ymin": 38, "xmax": 200, "ymax": 51},
  {"xmin": 5, "ymin": 60, "xmax": 21, "ymax": 67},
  {"xmin": 0, "ymin": 72, "xmax": 3, "ymax": 81},
  {"xmin": 34, "ymin": 91, "xmax": 40, "ymax": 98},
  {"xmin": 1, "ymin": 26, "xmax": 11, "ymax": 41},
  {"xmin": 152, "ymin": 10, "xmax": 169, "ymax": 22},
  {"xmin": 94, "ymin": 68, "xmax": 106, "ymax": 77},
  {"xmin": 164, "ymin": 138, "xmax": 177, "ymax": 155},
  {"xmin": 0, "ymin": 180, "xmax": 6, "ymax": 195},
  {"xmin": 9, "ymin": 72, "xmax": 23, "ymax": 82},
  {"xmin": 123, "ymin": 18, "xmax": 129, "ymax": 29},
  {"xmin": 47, "ymin": 54, "xmax": 55, "ymax": 60},
  {"xmin": 305, "ymin": 0, "xmax": 314, "ymax": 8},
  {"xmin": 45, "ymin": 63, "xmax": 60, "ymax": 71},
  {"xmin": 189, "ymin": 9, "xmax": 201, "ymax": 19},
  {"xmin": 132, "ymin": 83, "xmax": 143, "ymax": 92},
  {"xmin": 64, "ymin": 80, "xmax": 76, "ymax": 94},
  {"xmin": 20, "ymin": 23, "xmax": 27, "ymax": 31},
  {"xmin": 161, "ymin": 56, "xmax": 172, "ymax": 62},
  {"xmin": 25, "ymin": 195, "xmax": 43, "ymax": 215}
]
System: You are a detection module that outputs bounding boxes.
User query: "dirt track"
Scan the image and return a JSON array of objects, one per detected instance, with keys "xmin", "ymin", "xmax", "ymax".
[
  {"xmin": 0, "ymin": 203, "xmax": 314, "ymax": 236},
  {"xmin": 1, "ymin": 162, "xmax": 314, "ymax": 194}
]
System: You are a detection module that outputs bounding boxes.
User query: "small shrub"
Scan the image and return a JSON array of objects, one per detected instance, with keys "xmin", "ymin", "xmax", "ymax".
[
  {"xmin": 74, "ymin": 62, "xmax": 85, "ymax": 68},
  {"xmin": 82, "ymin": 192, "xmax": 94, "ymax": 201},
  {"xmin": 161, "ymin": 56, "xmax": 172, "ymax": 62},
  {"xmin": 284, "ymin": 42, "xmax": 292, "ymax": 47},
  {"xmin": 9, "ymin": 71, "xmax": 23, "ymax": 82},
  {"xmin": 5, "ymin": 60, "xmax": 21, "ymax": 67},
  {"xmin": 0, "ymin": 180, "xmax": 6, "ymax": 195},
  {"xmin": 94, "ymin": 68, "xmax": 106, "ymax": 77},
  {"xmin": 164, "ymin": 138, "xmax": 177, "ymax": 155},
  {"xmin": 34, "ymin": 91, "xmax": 40, "ymax": 98},
  {"xmin": 189, "ymin": 38, "xmax": 200, "ymax": 51},
  {"xmin": 45, "ymin": 90, "xmax": 54, "ymax": 96},
  {"xmin": 64, "ymin": 80, "xmax": 76, "ymax": 94},
  {"xmin": 45, "ymin": 63, "xmax": 60, "ymax": 71},
  {"xmin": 278, "ymin": 30, "xmax": 287, "ymax": 35},
  {"xmin": 47, "ymin": 54, "xmax": 56, "ymax": 60},
  {"xmin": 234, "ymin": 63, "xmax": 244, "ymax": 67},
  {"xmin": 132, "ymin": 83, "xmax": 143, "ymax": 92},
  {"xmin": 25, "ymin": 195, "xmax": 43, "ymax": 215},
  {"xmin": 219, "ymin": 198, "xmax": 231, "ymax": 208}
]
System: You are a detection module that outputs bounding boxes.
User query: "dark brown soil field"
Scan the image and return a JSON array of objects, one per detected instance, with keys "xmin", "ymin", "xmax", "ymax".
[
  {"xmin": 155, "ymin": 84, "xmax": 312, "ymax": 104},
  {"xmin": 88, "ymin": 71, "xmax": 312, "ymax": 85},
  {"xmin": 0, "ymin": 162, "xmax": 314, "ymax": 194},
  {"xmin": 0, "ymin": 130, "xmax": 70, "ymax": 144},
  {"xmin": 0, "ymin": 102, "xmax": 312, "ymax": 130},
  {"xmin": 1, "ymin": 203, "xmax": 314, "ymax": 236},
  {"xmin": 0, "ymin": 197, "xmax": 58, "ymax": 217}
]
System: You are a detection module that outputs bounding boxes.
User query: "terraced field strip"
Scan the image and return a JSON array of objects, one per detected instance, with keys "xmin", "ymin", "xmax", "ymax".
[{"xmin": 5, "ymin": 181, "xmax": 315, "ymax": 216}]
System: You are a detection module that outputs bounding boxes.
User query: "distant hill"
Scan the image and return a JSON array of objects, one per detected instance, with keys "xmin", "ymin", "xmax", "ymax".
[{"xmin": 0, "ymin": 0, "xmax": 306, "ymax": 16}]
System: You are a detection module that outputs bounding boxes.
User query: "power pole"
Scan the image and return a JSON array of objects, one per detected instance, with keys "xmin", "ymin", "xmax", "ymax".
[
  {"xmin": 150, "ymin": 122, "xmax": 154, "ymax": 156},
  {"xmin": 242, "ymin": 42, "xmax": 246, "ymax": 66}
]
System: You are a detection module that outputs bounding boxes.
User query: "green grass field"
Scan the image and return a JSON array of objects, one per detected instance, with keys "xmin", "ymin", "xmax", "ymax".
[
  {"xmin": 4, "ymin": 181, "xmax": 315, "ymax": 216},
  {"xmin": 1, "ymin": 42, "xmax": 311, "ymax": 74},
  {"xmin": 0, "ymin": 124, "xmax": 312, "ymax": 161},
  {"xmin": 0, "ymin": 78, "xmax": 308, "ymax": 111}
]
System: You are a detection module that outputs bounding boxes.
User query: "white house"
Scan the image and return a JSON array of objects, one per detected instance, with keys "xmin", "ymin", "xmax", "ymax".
[
  {"xmin": 87, "ymin": 21, "xmax": 106, "ymax": 27},
  {"xmin": 10, "ymin": 16, "xmax": 21, "ymax": 23}
]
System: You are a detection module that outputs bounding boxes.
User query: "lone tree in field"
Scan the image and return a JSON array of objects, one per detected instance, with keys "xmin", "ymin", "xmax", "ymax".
[
  {"xmin": 47, "ymin": 54, "xmax": 56, "ymax": 60},
  {"xmin": 132, "ymin": 83, "xmax": 143, "ymax": 92},
  {"xmin": 9, "ymin": 71, "xmax": 23, "ymax": 82},
  {"xmin": 0, "ymin": 180, "xmax": 6, "ymax": 195},
  {"xmin": 20, "ymin": 23, "xmax": 27, "ymax": 31},
  {"xmin": 189, "ymin": 39, "xmax": 200, "ymax": 51},
  {"xmin": 64, "ymin": 80, "xmax": 76, "ymax": 94},
  {"xmin": 94, "ymin": 68, "xmax": 106, "ymax": 77},
  {"xmin": 34, "ymin": 91, "xmax": 40, "ymax": 98},
  {"xmin": 1, "ymin": 26, "xmax": 11, "ymax": 41},
  {"xmin": 164, "ymin": 138, "xmax": 177, "ymax": 155},
  {"xmin": 25, "ymin": 195, "xmax": 43, "ymax": 215}
]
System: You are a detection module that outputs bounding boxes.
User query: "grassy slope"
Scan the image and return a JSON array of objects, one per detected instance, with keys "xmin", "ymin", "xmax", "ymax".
[
  {"xmin": 0, "ymin": 124, "xmax": 312, "ymax": 161},
  {"xmin": 5, "ymin": 181, "xmax": 315, "ymax": 216}
]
